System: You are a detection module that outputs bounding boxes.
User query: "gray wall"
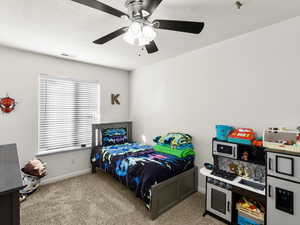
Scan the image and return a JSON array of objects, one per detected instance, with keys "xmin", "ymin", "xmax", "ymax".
[
  {"xmin": 129, "ymin": 16, "xmax": 300, "ymax": 192},
  {"xmin": 0, "ymin": 45, "xmax": 129, "ymax": 183}
]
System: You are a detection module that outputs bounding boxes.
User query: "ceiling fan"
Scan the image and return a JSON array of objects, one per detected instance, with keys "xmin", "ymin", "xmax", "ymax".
[{"xmin": 71, "ymin": 0, "xmax": 205, "ymax": 54}]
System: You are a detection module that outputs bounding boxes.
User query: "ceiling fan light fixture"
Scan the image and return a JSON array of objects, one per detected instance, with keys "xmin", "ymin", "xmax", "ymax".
[
  {"xmin": 123, "ymin": 22, "xmax": 157, "ymax": 46},
  {"xmin": 123, "ymin": 31, "xmax": 139, "ymax": 45},
  {"xmin": 123, "ymin": 32, "xmax": 150, "ymax": 46},
  {"xmin": 129, "ymin": 21, "xmax": 142, "ymax": 35},
  {"xmin": 143, "ymin": 25, "xmax": 157, "ymax": 40}
]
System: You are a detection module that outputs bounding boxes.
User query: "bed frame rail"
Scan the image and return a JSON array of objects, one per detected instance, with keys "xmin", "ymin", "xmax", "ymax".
[{"xmin": 150, "ymin": 166, "xmax": 198, "ymax": 220}]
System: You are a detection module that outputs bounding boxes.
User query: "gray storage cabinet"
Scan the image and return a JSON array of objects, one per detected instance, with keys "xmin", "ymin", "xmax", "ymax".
[{"xmin": 0, "ymin": 144, "xmax": 23, "ymax": 225}]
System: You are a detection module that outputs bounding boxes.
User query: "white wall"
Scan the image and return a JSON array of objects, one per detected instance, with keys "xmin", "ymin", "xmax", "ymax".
[
  {"xmin": 0, "ymin": 46, "xmax": 129, "ymax": 183},
  {"xmin": 130, "ymin": 16, "xmax": 300, "ymax": 192}
]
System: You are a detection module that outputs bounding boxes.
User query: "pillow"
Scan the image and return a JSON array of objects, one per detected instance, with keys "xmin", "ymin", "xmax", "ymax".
[
  {"xmin": 153, "ymin": 133, "xmax": 192, "ymax": 147},
  {"xmin": 102, "ymin": 128, "xmax": 128, "ymax": 146}
]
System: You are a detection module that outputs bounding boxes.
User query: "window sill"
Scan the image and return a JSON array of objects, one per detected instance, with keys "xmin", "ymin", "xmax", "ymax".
[{"xmin": 36, "ymin": 146, "xmax": 91, "ymax": 157}]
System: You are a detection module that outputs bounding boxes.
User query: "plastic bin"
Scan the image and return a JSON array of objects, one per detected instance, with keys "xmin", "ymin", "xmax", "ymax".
[
  {"xmin": 237, "ymin": 211, "xmax": 264, "ymax": 225},
  {"xmin": 263, "ymin": 127, "xmax": 300, "ymax": 152},
  {"xmin": 216, "ymin": 125, "xmax": 233, "ymax": 141},
  {"xmin": 228, "ymin": 137, "xmax": 253, "ymax": 145}
]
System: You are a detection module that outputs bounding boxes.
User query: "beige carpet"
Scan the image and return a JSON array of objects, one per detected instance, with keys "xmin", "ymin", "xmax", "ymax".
[{"xmin": 21, "ymin": 172, "xmax": 224, "ymax": 225}]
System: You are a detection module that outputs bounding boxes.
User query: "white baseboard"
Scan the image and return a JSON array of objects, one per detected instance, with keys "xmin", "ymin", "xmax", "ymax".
[{"xmin": 41, "ymin": 168, "xmax": 91, "ymax": 185}]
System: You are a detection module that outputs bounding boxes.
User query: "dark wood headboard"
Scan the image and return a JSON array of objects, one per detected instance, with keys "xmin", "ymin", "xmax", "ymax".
[{"xmin": 92, "ymin": 121, "xmax": 133, "ymax": 148}]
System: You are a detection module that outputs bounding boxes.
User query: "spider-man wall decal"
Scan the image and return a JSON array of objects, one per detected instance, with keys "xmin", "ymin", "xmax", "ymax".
[{"xmin": 0, "ymin": 95, "xmax": 16, "ymax": 113}]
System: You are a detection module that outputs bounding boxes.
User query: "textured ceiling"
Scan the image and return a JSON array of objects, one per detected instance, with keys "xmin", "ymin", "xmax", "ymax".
[{"xmin": 0, "ymin": 0, "xmax": 299, "ymax": 71}]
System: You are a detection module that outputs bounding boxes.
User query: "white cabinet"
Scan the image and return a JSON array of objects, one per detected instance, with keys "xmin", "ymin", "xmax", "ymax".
[
  {"xmin": 267, "ymin": 176, "xmax": 299, "ymax": 225},
  {"xmin": 267, "ymin": 151, "xmax": 300, "ymax": 225},
  {"xmin": 267, "ymin": 152, "xmax": 300, "ymax": 183}
]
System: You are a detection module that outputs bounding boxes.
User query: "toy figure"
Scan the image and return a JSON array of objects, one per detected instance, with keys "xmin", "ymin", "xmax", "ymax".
[
  {"xmin": 20, "ymin": 159, "xmax": 47, "ymax": 198},
  {"xmin": 22, "ymin": 158, "xmax": 47, "ymax": 178},
  {"xmin": 297, "ymin": 133, "xmax": 300, "ymax": 146},
  {"xmin": 229, "ymin": 163, "xmax": 238, "ymax": 174},
  {"xmin": 244, "ymin": 166, "xmax": 251, "ymax": 178},
  {"xmin": 242, "ymin": 151, "xmax": 249, "ymax": 161},
  {"xmin": 253, "ymin": 138, "xmax": 263, "ymax": 147},
  {"xmin": 237, "ymin": 164, "xmax": 244, "ymax": 176}
]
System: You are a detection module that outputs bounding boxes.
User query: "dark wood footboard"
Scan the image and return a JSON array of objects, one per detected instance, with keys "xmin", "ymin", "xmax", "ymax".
[{"xmin": 150, "ymin": 166, "xmax": 198, "ymax": 220}]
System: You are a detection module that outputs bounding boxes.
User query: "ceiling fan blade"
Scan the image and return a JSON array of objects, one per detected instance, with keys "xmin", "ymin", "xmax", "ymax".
[
  {"xmin": 143, "ymin": 0, "xmax": 163, "ymax": 15},
  {"xmin": 71, "ymin": 0, "xmax": 127, "ymax": 18},
  {"xmin": 93, "ymin": 27, "xmax": 128, "ymax": 44},
  {"xmin": 153, "ymin": 20, "xmax": 205, "ymax": 34},
  {"xmin": 145, "ymin": 41, "xmax": 159, "ymax": 54}
]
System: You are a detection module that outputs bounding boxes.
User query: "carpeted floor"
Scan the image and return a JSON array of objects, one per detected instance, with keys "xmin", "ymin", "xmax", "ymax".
[{"xmin": 21, "ymin": 172, "xmax": 225, "ymax": 225}]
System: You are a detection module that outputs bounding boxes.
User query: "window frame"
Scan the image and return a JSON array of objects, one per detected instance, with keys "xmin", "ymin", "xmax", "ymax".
[{"xmin": 38, "ymin": 74, "xmax": 100, "ymax": 154}]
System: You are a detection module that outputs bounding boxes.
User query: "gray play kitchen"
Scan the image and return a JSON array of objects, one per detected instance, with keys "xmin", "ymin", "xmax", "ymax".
[
  {"xmin": 265, "ymin": 127, "xmax": 300, "ymax": 225},
  {"xmin": 201, "ymin": 126, "xmax": 300, "ymax": 225}
]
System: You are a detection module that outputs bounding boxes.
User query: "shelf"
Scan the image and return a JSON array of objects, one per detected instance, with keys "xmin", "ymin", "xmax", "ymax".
[
  {"xmin": 213, "ymin": 137, "xmax": 265, "ymax": 150},
  {"xmin": 213, "ymin": 138, "xmax": 266, "ymax": 166}
]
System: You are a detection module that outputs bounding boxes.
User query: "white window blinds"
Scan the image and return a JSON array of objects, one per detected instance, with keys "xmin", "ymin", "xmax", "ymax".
[{"xmin": 39, "ymin": 76, "xmax": 100, "ymax": 152}]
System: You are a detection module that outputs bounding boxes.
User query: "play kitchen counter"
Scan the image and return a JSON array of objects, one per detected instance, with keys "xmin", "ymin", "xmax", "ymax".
[
  {"xmin": 201, "ymin": 167, "xmax": 266, "ymax": 225},
  {"xmin": 200, "ymin": 167, "xmax": 265, "ymax": 196},
  {"xmin": 202, "ymin": 138, "xmax": 266, "ymax": 225}
]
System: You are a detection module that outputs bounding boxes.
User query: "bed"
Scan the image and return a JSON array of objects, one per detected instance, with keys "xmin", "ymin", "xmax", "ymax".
[{"xmin": 91, "ymin": 121, "xmax": 198, "ymax": 220}]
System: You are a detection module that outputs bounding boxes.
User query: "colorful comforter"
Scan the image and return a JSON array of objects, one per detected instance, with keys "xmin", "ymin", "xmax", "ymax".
[{"xmin": 92, "ymin": 143, "xmax": 194, "ymax": 209}]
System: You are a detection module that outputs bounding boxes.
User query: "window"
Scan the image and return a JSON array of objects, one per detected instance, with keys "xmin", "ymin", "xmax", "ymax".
[{"xmin": 39, "ymin": 76, "xmax": 100, "ymax": 152}]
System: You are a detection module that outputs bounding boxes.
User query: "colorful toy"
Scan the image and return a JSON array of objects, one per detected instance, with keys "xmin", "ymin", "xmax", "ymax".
[
  {"xmin": 297, "ymin": 133, "xmax": 300, "ymax": 146},
  {"xmin": 216, "ymin": 125, "xmax": 233, "ymax": 141},
  {"xmin": 242, "ymin": 151, "xmax": 249, "ymax": 161},
  {"xmin": 244, "ymin": 166, "xmax": 252, "ymax": 178},
  {"xmin": 237, "ymin": 164, "xmax": 244, "ymax": 176},
  {"xmin": 20, "ymin": 173, "xmax": 41, "ymax": 195},
  {"xmin": 229, "ymin": 163, "xmax": 238, "ymax": 174},
  {"xmin": 264, "ymin": 127, "xmax": 300, "ymax": 152},
  {"xmin": 20, "ymin": 159, "xmax": 47, "ymax": 197},
  {"xmin": 253, "ymin": 139, "xmax": 263, "ymax": 147},
  {"xmin": 228, "ymin": 128, "xmax": 255, "ymax": 145},
  {"xmin": 204, "ymin": 163, "xmax": 214, "ymax": 170},
  {"xmin": 22, "ymin": 158, "xmax": 47, "ymax": 178}
]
